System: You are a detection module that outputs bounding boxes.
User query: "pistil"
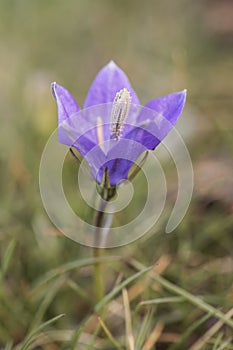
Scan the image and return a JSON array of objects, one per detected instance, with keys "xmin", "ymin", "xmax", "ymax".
[{"xmin": 110, "ymin": 88, "xmax": 131, "ymax": 140}]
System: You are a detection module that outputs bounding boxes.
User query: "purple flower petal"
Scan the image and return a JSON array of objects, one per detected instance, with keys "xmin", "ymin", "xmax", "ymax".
[
  {"xmin": 123, "ymin": 90, "xmax": 187, "ymax": 151},
  {"xmin": 58, "ymin": 124, "xmax": 96, "ymax": 157},
  {"xmin": 52, "ymin": 84, "xmax": 99, "ymax": 155},
  {"xmin": 94, "ymin": 138, "xmax": 147, "ymax": 185},
  {"xmin": 52, "ymin": 82, "xmax": 80, "ymax": 125},
  {"xmin": 97, "ymin": 159, "xmax": 134, "ymax": 185},
  {"xmin": 57, "ymin": 110, "xmax": 99, "ymax": 156},
  {"xmin": 84, "ymin": 61, "xmax": 140, "ymax": 108},
  {"xmin": 144, "ymin": 90, "xmax": 187, "ymax": 125},
  {"xmin": 125, "ymin": 126, "xmax": 161, "ymax": 151}
]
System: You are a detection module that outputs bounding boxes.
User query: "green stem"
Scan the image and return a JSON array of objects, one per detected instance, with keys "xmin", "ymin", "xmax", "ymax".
[
  {"xmin": 93, "ymin": 198, "xmax": 107, "ymax": 303},
  {"xmin": 93, "ymin": 247, "xmax": 104, "ymax": 303}
]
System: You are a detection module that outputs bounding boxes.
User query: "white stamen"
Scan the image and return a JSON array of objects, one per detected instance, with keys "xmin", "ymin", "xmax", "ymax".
[{"xmin": 110, "ymin": 88, "xmax": 131, "ymax": 139}]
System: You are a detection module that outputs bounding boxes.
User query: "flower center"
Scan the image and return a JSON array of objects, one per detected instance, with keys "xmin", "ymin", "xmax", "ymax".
[{"xmin": 110, "ymin": 88, "xmax": 131, "ymax": 140}]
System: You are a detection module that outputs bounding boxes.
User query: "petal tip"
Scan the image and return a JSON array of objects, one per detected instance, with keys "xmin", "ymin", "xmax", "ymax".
[
  {"xmin": 176, "ymin": 89, "xmax": 187, "ymax": 97},
  {"xmin": 51, "ymin": 82, "xmax": 80, "ymax": 124},
  {"xmin": 107, "ymin": 60, "xmax": 117, "ymax": 69},
  {"xmin": 173, "ymin": 89, "xmax": 187, "ymax": 105},
  {"xmin": 51, "ymin": 82, "xmax": 57, "ymax": 98},
  {"xmin": 176, "ymin": 89, "xmax": 187, "ymax": 113},
  {"xmin": 179, "ymin": 89, "xmax": 187, "ymax": 104}
]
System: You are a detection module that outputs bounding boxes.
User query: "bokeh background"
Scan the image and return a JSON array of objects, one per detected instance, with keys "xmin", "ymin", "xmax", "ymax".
[{"xmin": 0, "ymin": 0, "xmax": 233, "ymax": 349}]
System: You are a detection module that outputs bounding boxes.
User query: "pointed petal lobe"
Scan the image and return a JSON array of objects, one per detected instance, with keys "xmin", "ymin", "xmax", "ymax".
[
  {"xmin": 144, "ymin": 90, "xmax": 187, "ymax": 125},
  {"xmin": 51, "ymin": 82, "xmax": 80, "ymax": 125},
  {"xmin": 124, "ymin": 91, "xmax": 187, "ymax": 151},
  {"xmin": 84, "ymin": 61, "xmax": 140, "ymax": 108}
]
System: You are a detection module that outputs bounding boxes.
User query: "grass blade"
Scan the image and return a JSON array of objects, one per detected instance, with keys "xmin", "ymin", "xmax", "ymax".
[
  {"xmin": 33, "ymin": 255, "xmax": 120, "ymax": 291},
  {"xmin": 142, "ymin": 321, "xmax": 164, "ymax": 350},
  {"xmin": 127, "ymin": 258, "xmax": 233, "ymax": 329},
  {"xmin": 29, "ymin": 277, "xmax": 65, "ymax": 332},
  {"xmin": 139, "ymin": 296, "xmax": 185, "ymax": 306},
  {"xmin": 4, "ymin": 341, "xmax": 13, "ymax": 350},
  {"xmin": 169, "ymin": 313, "xmax": 211, "ymax": 350},
  {"xmin": 97, "ymin": 316, "xmax": 123, "ymax": 350},
  {"xmin": 0, "ymin": 240, "xmax": 16, "ymax": 284},
  {"xmin": 122, "ymin": 288, "xmax": 135, "ymax": 350},
  {"xmin": 189, "ymin": 307, "xmax": 233, "ymax": 350},
  {"xmin": 71, "ymin": 264, "xmax": 154, "ymax": 349},
  {"xmin": 95, "ymin": 265, "xmax": 154, "ymax": 314},
  {"xmin": 19, "ymin": 314, "xmax": 65, "ymax": 350},
  {"xmin": 135, "ymin": 308, "xmax": 153, "ymax": 350}
]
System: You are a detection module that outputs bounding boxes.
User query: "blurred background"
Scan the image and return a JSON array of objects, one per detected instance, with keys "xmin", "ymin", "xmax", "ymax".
[{"xmin": 0, "ymin": 0, "xmax": 233, "ymax": 349}]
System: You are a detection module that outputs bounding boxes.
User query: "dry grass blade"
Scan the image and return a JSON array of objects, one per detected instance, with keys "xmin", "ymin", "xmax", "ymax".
[
  {"xmin": 142, "ymin": 321, "xmax": 164, "ymax": 350},
  {"xmin": 95, "ymin": 265, "xmax": 154, "ymax": 313},
  {"xmin": 4, "ymin": 342, "xmax": 13, "ymax": 350},
  {"xmin": 128, "ymin": 281, "xmax": 148, "ymax": 301},
  {"xmin": 189, "ymin": 307, "xmax": 233, "ymax": 350},
  {"xmin": 139, "ymin": 296, "xmax": 184, "ymax": 306},
  {"xmin": 159, "ymin": 332, "xmax": 180, "ymax": 343},
  {"xmin": 97, "ymin": 316, "xmax": 122, "ymax": 350},
  {"xmin": 127, "ymin": 258, "xmax": 233, "ymax": 329},
  {"xmin": 217, "ymin": 337, "xmax": 233, "ymax": 350},
  {"xmin": 71, "ymin": 265, "xmax": 153, "ymax": 349},
  {"xmin": 169, "ymin": 313, "xmax": 211, "ymax": 350},
  {"xmin": 123, "ymin": 288, "xmax": 135, "ymax": 350}
]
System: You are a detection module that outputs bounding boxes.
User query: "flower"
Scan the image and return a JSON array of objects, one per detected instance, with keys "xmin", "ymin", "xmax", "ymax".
[{"xmin": 52, "ymin": 61, "xmax": 186, "ymax": 199}]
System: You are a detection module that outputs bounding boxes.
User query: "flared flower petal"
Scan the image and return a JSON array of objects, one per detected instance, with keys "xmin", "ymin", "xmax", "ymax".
[
  {"xmin": 52, "ymin": 83, "xmax": 80, "ymax": 125},
  {"xmin": 144, "ymin": 90, "xmax": 187, "ymax": 125},
  {"xmin": 58, "ymin": 123, "xmax": 96, "ymax": 157},
  {"xmin": 52, "ymin": 83, "xmax": 98, "ymax": 156},
  {"xmin": 57, "ymin": 112, "xmax": 99, "ymax": 157},
  {"xmin": 124, "ymin": 90, "xmax": 187, "ymax": 151},
  {"xmin": 125, "ymin": 126, "xmax": 161, "ymax": 151},
  {"xmin": 84, "ymin": 61, "xmax": 140, "ymax": 108}
]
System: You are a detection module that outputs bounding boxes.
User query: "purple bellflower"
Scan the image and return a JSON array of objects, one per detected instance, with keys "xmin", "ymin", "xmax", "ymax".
[{"xmin": 52, "ymin": 61, "xmax": 186, "ymax": 200}]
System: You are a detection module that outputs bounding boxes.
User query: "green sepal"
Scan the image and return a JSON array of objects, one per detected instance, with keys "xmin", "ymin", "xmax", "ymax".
[
  {"xmin": 128, "ymin": 151, "xmax": 149, "ymax": 182},
  {"xmin": 96, "ymin": 167, "xmax": 117, "ymax": 201}
]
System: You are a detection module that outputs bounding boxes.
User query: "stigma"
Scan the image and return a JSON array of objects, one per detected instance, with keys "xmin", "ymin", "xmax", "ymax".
[{"xmin": 110, "ymin": 88, "xmax": 131, "ymax": 139}]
